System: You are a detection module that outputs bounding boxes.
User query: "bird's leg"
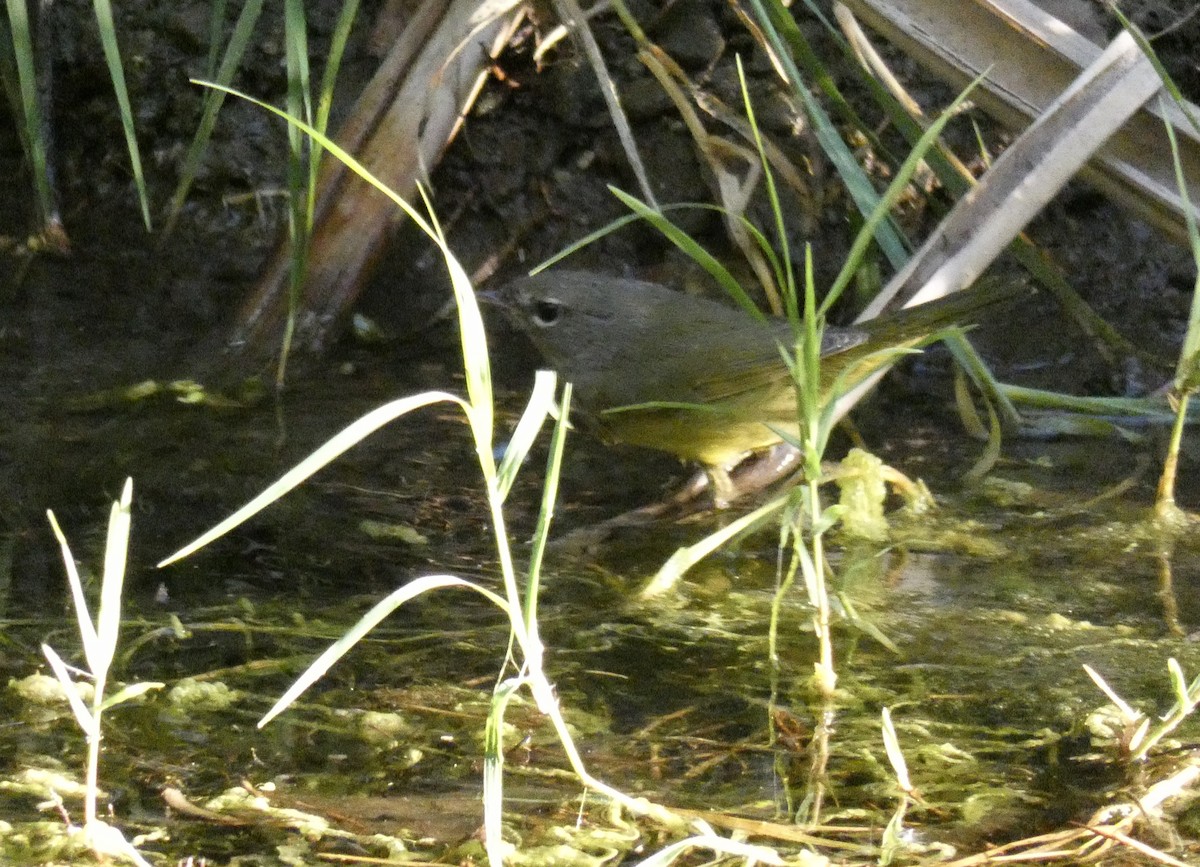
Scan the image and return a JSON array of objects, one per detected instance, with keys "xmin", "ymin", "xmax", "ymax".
[
  {"xmin": 706, "ymin": 466, "xmax": 737, "ymax": 510},
  {"xmin": 721, "ymin": 444, "xmax": 803, "ymax": 504}
]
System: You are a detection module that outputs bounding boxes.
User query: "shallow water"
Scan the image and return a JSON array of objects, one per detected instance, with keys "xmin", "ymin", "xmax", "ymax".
[{"xmin": 2, "ymin": 358, "xmax": 1198, "ymax": 863}]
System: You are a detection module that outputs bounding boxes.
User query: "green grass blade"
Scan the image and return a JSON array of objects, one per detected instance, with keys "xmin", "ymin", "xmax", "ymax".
[
  {"xmin": 45, "ymin": 510, "xmax": 100, "ymax": 660},
  {"xmin": 90, "ymin": 0, "xmax": 151, "ymax": 229},
  {"xmin": 823, "ymin": 74, "xmax": 985, "ymax": 313},
  {"xmin": 94, "ymin": 478, "xmax": 132, "ymax": 674},
  {"xmin": 414, "ymin": 183, "xmax": 495, "ymax": 462},
  {"xmin": 279, "ymin": 0, "xmax": 313, "ymax": 384},
  {"xmin": 41, "ymin": 644, "xmax": 97, "ymax": 735},
  {"xmin": 524, "ymin": 382, "xmax": 571, "ymax": 638},
  {"xmin": 4, "ymin": 0, "xmax": 53, "ymax": 224},
  {"xmin": 609, "ymin": 186, "xmax": 765, "ymax": 320},
  {"xmin": 749, "ymin": 0, "xmax": 909, "ymax": 270},
  {"xmin": 310, "ymin": 0, "xmax": 361, "ymax": 224},
  {"xmin": 180, "ymin": 84, "xmax": 494, "ymax": 466},
  {"xmin": 737, "ymin": 57, "xmax": 793, "ymax": 310},
  {"xmin": 641, "ymin": 494, "xmax": 788, "ymax": 596},
  {"xmin": 483, "ymin": 677, "xmax": 524, "ymax": 866},
  {"xmin": 537, "ymin": 202, "xmax": 786, "ymax": 298},
  {"xmin": 162, "ymin": 0, "xmax": 266, "ymax": 238},
  {"xmin": 204, "ymin": 0, "xmax": 228, "ymax": 79}
]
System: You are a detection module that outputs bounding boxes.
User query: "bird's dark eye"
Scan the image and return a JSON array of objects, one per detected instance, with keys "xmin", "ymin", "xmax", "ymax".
[{"xmin": 532, "ymin": 298, "xmax": 563, "ymax": 327}]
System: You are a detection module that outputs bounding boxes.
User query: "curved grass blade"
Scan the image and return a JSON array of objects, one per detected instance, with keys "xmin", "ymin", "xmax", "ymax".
[
  {"xmin": 259, "ymin": 575, "xmax": 511, "ymax": 727},
  {"xmin": 609, "ymin": 186, "xmax": 765, "ymax": 320},
  {"xmin": 157, "ymin": 391, "xmax": 466, "ymax": 566}
]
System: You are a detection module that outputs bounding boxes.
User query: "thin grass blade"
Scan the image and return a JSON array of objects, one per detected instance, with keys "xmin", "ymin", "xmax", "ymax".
[
  {"xmin": 609, "ymin": 186, "xmax": 765, "ymax": 319},
  {"xmin": 94, "ymin": 478, "xmax": 133, "ymax": 674},
  {"xmin": 41, "ymin": 644, "xmax": 96, "ymax": 736},
  {"xmin": 46, "ymin": 510, "xmax": 100, "ymax": 659},
  {"xmin": 633, "ymin": 834, "xmax": 783, "ymax": 867},
  {"xmin": 749, "ymin": 0, "xmax": 908, "ymax": 270},
  {"xmin": 824, "ymin": 75, "xmax": 985, "ymax": 313},
  {"xmin": 259, "ymin": 575, "xmax": 510, "ymax": 727},
  {"xmin": 100, "ymin": 681, "xmax": 164, "ymax": 711},
  {"xmin": 4, "ymin": 0, "xmax": 53, "ymax": 222},
  {"xmin": 641, "ymin": 494, "xmax": 788, "ymax": 596},
  {"xmin": 163, "ymin": 0, "xmax": 265, "ymax": 236},
  {"xmin": 495, "ymin": 370, "xmax": 558, "ymax": 502},
  {"xmin": 524, "ymin": 382, "xmax": 571, "ymax": 636},
  {"xmin": 90, "ymin": 0, "xmax": 150, "ymax": 229},
  {"xmin": 309, "ymin": 0, "xmax": 360, "ymax": 224},
  {"xmin": 483, "ymin": 676, "xmax": 524, "ymax": 866},
  {"xmin": 415, "ymin": 184, "xmax": 495, "ymax": 460},
  {"xmin": 158, "ymin": 391, "xmax": 466, "ymax": 566}
]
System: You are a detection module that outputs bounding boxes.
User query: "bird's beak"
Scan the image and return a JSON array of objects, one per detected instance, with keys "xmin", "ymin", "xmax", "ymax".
[{"xmin": 475, "ymin": 289, "xmax": 505, "ymax": 309}]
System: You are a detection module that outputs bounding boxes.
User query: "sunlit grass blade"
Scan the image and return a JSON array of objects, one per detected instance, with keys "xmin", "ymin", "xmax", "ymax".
[
  {"xmin": 45, "ymin": 510, "xmax": 100, "ymax": 660},
  {"xmin": 157, "ymin": 391, "xmax": 465, "ymax": 566},
  {"xmin": 95, "ymin": 478, "xmax": 132, "ymax": 675},
  {"xmin": 495, "ymin": 370, "xmax": 558, "ymax": 502},
  {"xmin": 99, "ymin": 681, "xmax": 164, "ymax": 711},
  {"xmin": 483, "ymin": 677, "xmax": 524, "ymax": 866},
  {"xmin": 880, "ymin": 708, "xmax": 912, "ymax": 792},
  {"xmin": 523, "ymin": 382, "xmax": 571, "ymax": 637},
  {"xmin": 416, "ymin": 183, "xmax": 496, "ymax": 464},
  {"xmin": 41, "ymin": 643, "xmax": 96, "ymax": 735},
  {"xmin": 259, "ymin": 575, "xmax": 510, "ymax": 727},
  {"xmin": 640, "ymin": 494, "xmax": 788, "ymax": 596},
  {"xmin": 633, "ymin": 833, "xmax": 783, "ymax": 866},
  {"xmin": 1083, "ymin": 664, "xmax": 1140, "ymax": 720}
]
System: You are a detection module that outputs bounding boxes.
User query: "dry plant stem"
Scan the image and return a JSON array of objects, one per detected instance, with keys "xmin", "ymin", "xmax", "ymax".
[
  {"xmin": 860, "ymin": 31, "xmax": 1162, "ymax": 318},
  {"xmin": 636, "ymin": 49, "xmax": 779, "ymax": 307},
  {"xmin": 840, "ymin": 0, "xmax": 1200, "ymax": 242},
  {"xmin": 222, "ymin": 0, "xmax": 522, "ymax": 361},
  {"xmin": 555, "ymin": 0, "xmax": 658, "ymax": 209},
  {"xmin": 840, "ymin": 5, "xmax": 1158, "ymax": 371},
  {"xmin": 834, "ymin": 3, "xmax": 922, "ymax": 117},
  {"xmin": 620, "ymin": 18, "xmax": 821, "ymax": 310},
  {"xmin": 831, "ymin": 33, "xmax": 1162, "ymax": 425}
]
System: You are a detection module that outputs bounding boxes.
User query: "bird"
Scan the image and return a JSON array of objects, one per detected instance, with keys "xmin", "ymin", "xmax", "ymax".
[{"xmin": 496, "ymin": 269, "xmax": 1018, "ymax": 502}]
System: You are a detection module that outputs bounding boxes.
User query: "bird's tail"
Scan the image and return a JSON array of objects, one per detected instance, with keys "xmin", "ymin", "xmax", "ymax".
[{"xmin": 853, "ymin": 277, "xmax": 1032, "ymax": 348}]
